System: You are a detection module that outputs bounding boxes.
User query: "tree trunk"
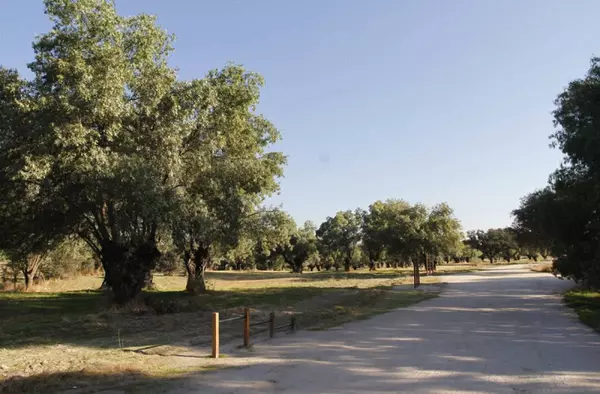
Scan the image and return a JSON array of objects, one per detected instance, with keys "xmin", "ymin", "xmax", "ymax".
[
  {"xmin": 143, "ymin": 270, "xmax": 155, "ymax": 290},
  {"xmin": 185, "ymin": 245, "xmax": 210, "ymax": 294},
  {"xmin": 22, "ymin": 254, "xmax": 43, "ymax": 290},
  {"xmin": 369, "ymin": 259, "xmax": 376, "ymax": 271},
  {"xmin": 99, "ymin": 257, "xmax": 112, "ymax": 291},
  {"xmin": 102, "ymin": 241, "xmax": 160, "ymax": 304},
  {"xmin": 23, "ymin": 269, "xmax": 30, "ymax": 290},
  {"xmin": 344, "ymin": 257, "xmax": 351, "ymax": 272},
  {"xmin": 413, "ymin": 262, "xmax": 420, "ymax": 288}
]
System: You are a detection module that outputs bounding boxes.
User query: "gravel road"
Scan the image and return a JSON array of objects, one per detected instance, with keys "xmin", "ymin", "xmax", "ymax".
[{"xmin": 181, "ymin": 265, "xmax": 600, "ymax": 393}]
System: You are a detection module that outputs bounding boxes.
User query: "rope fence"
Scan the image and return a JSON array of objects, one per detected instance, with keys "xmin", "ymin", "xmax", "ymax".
[{"xmin": 211, "ymin": 308, "xmax": 297, "ymax": 358}]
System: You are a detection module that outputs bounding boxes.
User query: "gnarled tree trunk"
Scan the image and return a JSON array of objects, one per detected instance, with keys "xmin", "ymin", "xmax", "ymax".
[
  {"xmin": 185, "ymin": 245, "xmax": 210, "ymax": 294},
  {"xmin": 102, "ymin": 241, "xmax": 160, "ymax": 304}
]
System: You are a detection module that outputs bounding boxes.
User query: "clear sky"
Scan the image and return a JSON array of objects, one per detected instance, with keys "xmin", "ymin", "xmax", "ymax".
[{"xmin": 1, "ymin": 0, "xmax": 599, "ymax": 231}]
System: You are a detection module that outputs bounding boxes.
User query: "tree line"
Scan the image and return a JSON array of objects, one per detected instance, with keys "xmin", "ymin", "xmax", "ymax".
[
  {"xmin": 0, "ymin": 1, "xmax": 474, "ymax": 303},
  {"xmin": 513, "ymin": 56, "xmax": 600, "ymax": 288},
  {"xmin": 0, "ymin": 1, "xmax": 553, "ymax": 304}
]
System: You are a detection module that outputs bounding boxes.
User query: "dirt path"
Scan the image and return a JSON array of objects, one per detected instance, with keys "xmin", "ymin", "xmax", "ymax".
[{"xmin": 177, "ymin": 265, "xmax": 600, "ymax": 393}]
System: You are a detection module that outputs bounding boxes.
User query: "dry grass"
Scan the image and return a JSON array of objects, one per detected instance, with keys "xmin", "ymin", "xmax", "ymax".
[
  {"xmin": 0, "ymin": 345, "xmax": 212, "ymax": 394},
  {"xmin": 530, "ymin": 262, "xmax": 554, "ymax": 273},
  {"xmin": 0, "ymin": 268, "xmax": 445, "ymax": 393},
  {"xmin": 23, "ymin": 266, "xmax": 463, "ymax": 294}
]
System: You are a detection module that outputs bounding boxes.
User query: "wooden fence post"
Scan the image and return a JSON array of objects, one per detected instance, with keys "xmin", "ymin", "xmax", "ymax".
[
  {"xmin": 413, "ymin": 263, "xmax": 420, "ymax": 288},
  {"xmin": 243, "ymin": 308, "xmax": 250, "ymax": 347},
  {"xmin": 291, "ymin": 316, "xmax": 297, "ymax": 333},
  {"xmin": 268, "ymin": 312, "xmax": 275, "ymax": 338},
  {"xmin": 212, "ymin": 312, "xmax": 219, "ymax": 358}
]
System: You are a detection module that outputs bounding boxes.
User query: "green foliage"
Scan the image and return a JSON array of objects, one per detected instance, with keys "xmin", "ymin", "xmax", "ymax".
[
  {"xmin": 465, "ymin": 228, "xmax": 516, "ymax": 263},
  {"xmin": 514, "ymin": 56, "xmax": 600, "ymax": 286},
  {"xmin": 0, "ymin": 1, "xmax": 284, "ymax": 301},
  {"xmin": 317, "ymin": 210, "xmax": 362, "ymax": 271},
  {"xmin": 564, "ymin": 290, "xmax": 600, "ymax": 333},
  {"xmin": 278, "ymin": 221, "xmax": 319, "ymax": 273},
  {"xmin": 41, "ymin": 238, "xmax": 97, "ymax": 279}
]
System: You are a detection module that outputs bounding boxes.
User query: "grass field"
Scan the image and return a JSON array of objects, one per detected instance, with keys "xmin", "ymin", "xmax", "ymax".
[{"xmin": 0, "ymin": 267, "xmax": 450, "ymax": 393}]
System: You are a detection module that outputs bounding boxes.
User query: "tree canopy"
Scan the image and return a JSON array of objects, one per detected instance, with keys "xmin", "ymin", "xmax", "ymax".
[
  {"xmin": 0, "ymin": 0, "xmax": 284, "ymax": 302},
  {"xmin": 513, "ymin": 56, "xmax": 600, "ymax": 286}
]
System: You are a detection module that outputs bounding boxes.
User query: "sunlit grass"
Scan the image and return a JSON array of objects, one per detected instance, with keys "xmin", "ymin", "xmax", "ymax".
[{"xmin": 564, "ymin": 289, "xmax": 600, "ymax": 333}]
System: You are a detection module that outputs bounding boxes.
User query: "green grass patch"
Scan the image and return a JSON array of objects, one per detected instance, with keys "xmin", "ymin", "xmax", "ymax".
[
  {"xmin": 0, "ymin": 287, "xmax": 332, "ymax": 348},
  {"xmin": 564, "ymin": 289, "xmax": 600, "ymax": 333}
]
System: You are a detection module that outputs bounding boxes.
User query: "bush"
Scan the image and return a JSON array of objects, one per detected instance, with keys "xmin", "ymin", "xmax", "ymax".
[
  {"xmin": 155, "ymin": 251, "xmax": 182, "ymax": 275},
  {"xmin": 41, "ymin": 239, "xmax": 96, "ymax": 280}
]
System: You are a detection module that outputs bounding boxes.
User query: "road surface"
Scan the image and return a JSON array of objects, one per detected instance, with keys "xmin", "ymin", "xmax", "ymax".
[{"xmin": 182, "ymin": 265, "xmax": 600, "ymax": 393}]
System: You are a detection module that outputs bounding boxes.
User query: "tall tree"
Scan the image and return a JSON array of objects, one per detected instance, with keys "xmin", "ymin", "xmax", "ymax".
[
  {"xmin": 170, "ymin": 65, "xmax": 284, "ymax": 293},
  {"xmin": 0, "ymin": 1, "xmax": 284, "ymax": 302},
  {"xmin": 514, "ymin": 56, "xmax": 600, "ymax": 286}
]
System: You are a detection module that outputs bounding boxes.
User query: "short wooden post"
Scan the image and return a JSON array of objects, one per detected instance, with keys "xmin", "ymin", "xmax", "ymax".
[
  {"xmin": 291, "ymin": 316, "xmax": 297, "ymax": 333},
  {"xmin": 268, "ymin": 312, "xmax": 275, "ymax": 338},
  {"xmin": 212, "ymin": 312, "xmax": 219, "ymax": 358},
  {"xmin": 243, "ymin": 308, "xmax": 250, "ymax": 347}
]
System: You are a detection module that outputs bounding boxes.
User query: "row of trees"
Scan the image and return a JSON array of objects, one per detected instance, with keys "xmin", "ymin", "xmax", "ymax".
[
  {"xmin": 513, "ymin": 56, "xmax": 600, "ymax": 288},
  {"xmin": 272, "ymin": 200, "xmax": 464, "ymax": 274},
  {"xmin": 465, "ymin": 228, "xmax": 550, "ymax": 264},
  {"xmin": 0, "ymin": 1, "xmax": 466, "ymax": 301}
]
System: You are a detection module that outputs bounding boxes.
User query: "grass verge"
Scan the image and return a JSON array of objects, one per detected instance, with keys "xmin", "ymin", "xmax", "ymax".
[
  {"xmin": 300, "ymin": 287, "xmax": 438, "ymax": 330},
  {"xmin": 564, "ymin": 289, "xmax": 600, "ymax": 333},
  {"xmin": 0, "ymin": 274, "xmax": 439, "ymax": 393}
]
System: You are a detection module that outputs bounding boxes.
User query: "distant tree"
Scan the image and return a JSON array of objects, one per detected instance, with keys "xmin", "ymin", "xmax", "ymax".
[
  {"xmin": 466, "ymin": 229, "xmax": 516, "ymax": 264},
  {"xmin": 277, "ymin": 221, "xmax": 318, "ymax": 273},
  {"xmin": 317, "ymin": 210, "xmax": 362, "ymax": 271},
  {"xmin": 377, "ymin": 201, "xmax": 462, "ymax": 275},
  {"xmin": 360, "ymin": 203, "xmax": 391, "ymax": 271}
]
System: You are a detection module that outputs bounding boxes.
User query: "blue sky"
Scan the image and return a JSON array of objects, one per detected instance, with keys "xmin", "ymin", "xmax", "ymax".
[{"xmin": 1, "ymin": 0, "xmax": 599, "ymax": 231}]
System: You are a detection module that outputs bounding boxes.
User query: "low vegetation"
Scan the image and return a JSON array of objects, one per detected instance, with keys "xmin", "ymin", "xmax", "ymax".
[
  {"xmin": 0, "ymin": 269, "xmax": 440, "ymax": 393},
  {"xmin": 564, "ymin": 290, "xmax": 600, "ymax": 333}
]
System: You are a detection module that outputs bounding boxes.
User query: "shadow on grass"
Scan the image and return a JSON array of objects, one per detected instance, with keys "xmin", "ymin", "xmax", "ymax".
[
  {"xmin": 205, "ymin": 266, "xmax": 476, "ymax": 282},
  {"xmin": 0, "ymin": 286, "xmax": 335, "ymax": 349},
  {"xmin": 0, "ymin": 368, "xmax": 208, "ymax": 394},
  {"xmin": 206, "ymin": 270, "xmax": 408, "ymax": 281}
]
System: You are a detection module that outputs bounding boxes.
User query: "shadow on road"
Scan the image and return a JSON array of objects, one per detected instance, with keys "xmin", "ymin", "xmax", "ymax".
[{"xmin": 181, "ymin": 270, "xmax": 600, "ymax": 393}]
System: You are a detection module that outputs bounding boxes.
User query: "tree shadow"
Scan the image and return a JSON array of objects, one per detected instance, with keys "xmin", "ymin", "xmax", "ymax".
[
  {"xmin": 206, "ymin": 270, "xmax": 408, "ymax": 281},
  {"xmin": 0, "ymin": 369, "xmax": 202, "ymax": 394},
  {"xmin": 0, "ymin": 285, "xmax": 342, "ymax": 349},
  {"xmin": 180, "ymin": 273, "xmax": 600, "ymax": 393}
]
